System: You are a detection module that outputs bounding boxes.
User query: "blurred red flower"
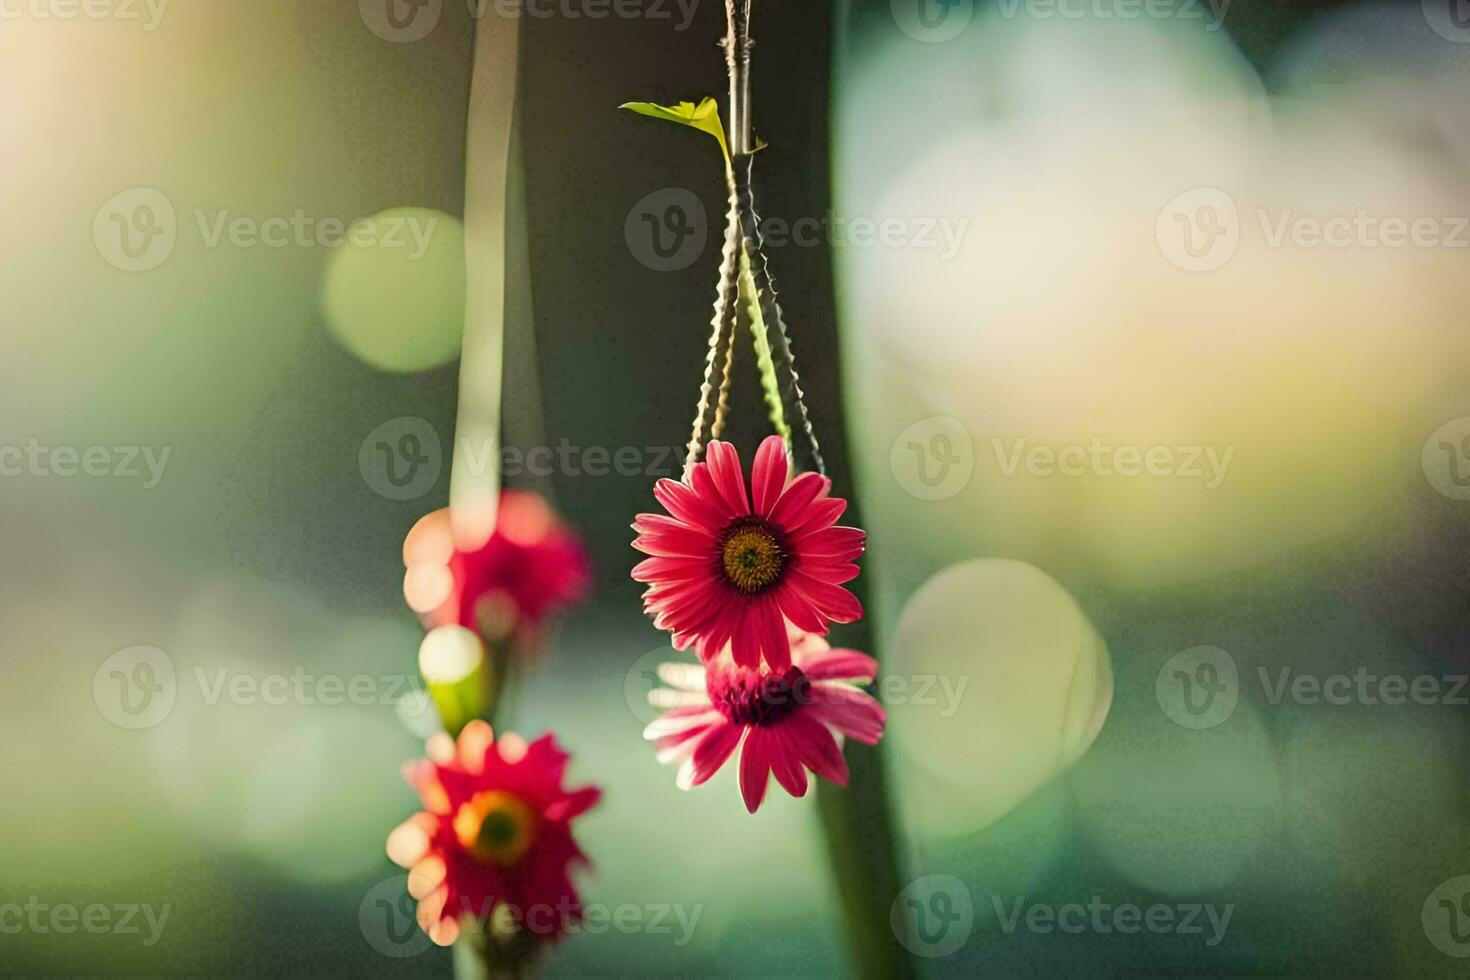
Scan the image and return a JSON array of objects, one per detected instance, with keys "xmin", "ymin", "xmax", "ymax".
[
  {"xmin": 387, "ymin": 721, "xmax": 602, "ymax": 946},
  {"xmin": 404, "ymin": 490, "xmax": 591, "ymax": 654}
]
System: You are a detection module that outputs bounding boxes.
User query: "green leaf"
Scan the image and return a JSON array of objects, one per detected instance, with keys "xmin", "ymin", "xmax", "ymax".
[{"xmin": 619, "ymin": 97, "xmax": 730, "ymax": 163}]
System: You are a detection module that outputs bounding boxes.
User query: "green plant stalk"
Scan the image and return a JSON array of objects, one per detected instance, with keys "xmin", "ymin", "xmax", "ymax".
[
  {"xmin": 814, "ymin": 641, "xmax": 916, "ymax": 979},
  {"xmin": 726, "ymin": 3, "xmax": 913, "ymax": 973},
  {"xmin": 426, "ymin": 665, "xmax": 491, "ymax": 740},
  {"xmin": 452, "ymin": 914, "xmax": 539, "ymax": 980},
  {"xmin": 739, "ymin": 243, "xmax": 792, "ymax": 445},
  {"xmin": 452, "ymin": 0, "xmax": 524, "ymax": 972}
]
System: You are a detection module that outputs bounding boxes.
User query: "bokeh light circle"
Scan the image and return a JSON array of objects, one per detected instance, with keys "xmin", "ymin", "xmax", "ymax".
[{"xmin": 321, "ymin": 207, "xmax": 464, "ymax": 372}]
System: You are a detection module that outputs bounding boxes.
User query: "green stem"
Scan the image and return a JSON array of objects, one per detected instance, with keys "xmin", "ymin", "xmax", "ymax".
[
  {"xmin": 452, "ymin": 915, "xmax": 539, "ymax": 980},
  {"xmin": 718, "ymin": 2, "xmax": 916, "ymax": 975},
  {"xmin": 740, "ymin": 242, "xmax": 792, "ymax": 444},
  {"xmin": 815, "ymin": 680, "xmax": 916, "ymax": 980}
]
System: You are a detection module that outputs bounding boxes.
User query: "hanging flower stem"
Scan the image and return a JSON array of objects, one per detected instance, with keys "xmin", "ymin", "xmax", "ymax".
[
  {"xmin": 720, "ymin": 4, "xmax": 915, "ymax": 977},
  {"xmin": 739, "ymin": 243, "xmax": 792, "ymax": 443}
]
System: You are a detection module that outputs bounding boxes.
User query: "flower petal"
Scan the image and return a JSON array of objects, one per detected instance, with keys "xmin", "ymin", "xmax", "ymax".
[
  {"xmin": 786, "ymin": 495, "xmax": 847, "ymax": 536},
  {"xmin": 767, "ymin": 472, "xmax": 830, "ymax": 530},
  {"xmin": 386, "ymin": 813, "xmax": 435, "ymax": 868},
  {"xmin": 751, "ymin": 436, "xmax": 790, "ymax": 517},
  {"xmin": 688, "ymin": 722, "xmax": 743, "ymax": 786},
  {"xmin": 632, "ymin": 524, "xmax": 717, "ymax": 558},
  {"xmin": 546, "ymin": 785, "xmax": 603, "ymax": 821},
  {"xmin": 703, "ymin": 441, "xmax": 752, "ymax": 517},
  {"xmin": 730, "ymin": 605, "xmax": 764, "ymax": 670},
  {"xmin": 787, "ymin": 571, "xmax": 864, "ymax": 623},
  {"xmin": 652, "ymin": 479, "xmax": 726, "ymax": 533},
  {"xmin": 757, "ymin": 595, "xmax": 792, "ymax": 670},
  {"xmin": 775, "ymin": 586, "xmax": 831, "ymax": 634},
  {"xmin": 738, "ymin": 729, "xmax": 772, "ymax": 813},
  {"xmin": 788, "ymin": 712, "xmax": 850, "ymax": 786},
  {"xmin": 656, "ymin": 661, "xmax": 708, "ymax": 692},
  {"xmin": 767, "ymin": 724, "xmax": 809, "ymax": 798},
  {"xmin": 643, "ymin": 707, "xmax": 721, "ymax": 741},
  {"xmin": 789, "ymin": 526, "xmax": 866, "ymax": 560},
  {"xmin": 798, "ymin": 646, "xmax": 879, "ymax": 683},
  {"xmin": 810, "ymin": 683, "xmax": 887, "ymax": 745}
]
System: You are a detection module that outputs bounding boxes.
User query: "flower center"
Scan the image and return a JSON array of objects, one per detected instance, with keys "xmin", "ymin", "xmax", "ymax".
[
  {"xmin": 719, "ymin": 518, "xmax": 785, "ymax": 594},
  {"xmin": 709, "ymin": 665, "xmax": 811, "ymax": 727},
  {"xmin": 454, "ymin": 790, "xmax": 537, "ymax": 867}
]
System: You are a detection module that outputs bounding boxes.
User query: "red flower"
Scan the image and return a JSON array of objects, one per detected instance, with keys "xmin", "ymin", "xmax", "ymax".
[
  {"xmin": 405, "ymin": 490, "xmax": 590, "ymax": 652},
  {"xmin": 387, "ymin": 722, "xmax": 602, "ymax": 946},
  {"xmin": 631, "ymin": 436, "xmax": 865, "ymax": 671},
  {"xmin": 644, "ymin": 628, "xmax": 886, "ymax": 813}
]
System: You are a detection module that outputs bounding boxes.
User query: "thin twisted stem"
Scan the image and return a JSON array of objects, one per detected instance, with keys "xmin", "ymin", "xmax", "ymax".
[
  {"xmin": 735, "ymin": 155, "xmax": 825, "ymax": 475},
  {"xmin": 683, "ymin": 170, "xmax": 742, "ymax": 477}
]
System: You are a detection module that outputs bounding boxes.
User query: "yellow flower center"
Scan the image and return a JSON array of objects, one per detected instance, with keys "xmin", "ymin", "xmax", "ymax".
[
  {"xmin": 720, "ymin": 519, "xmax": 784, "ymax": 594},
  {"xmin": 454, "ymin": 790, "xmax": 537, "ymax": 867}
]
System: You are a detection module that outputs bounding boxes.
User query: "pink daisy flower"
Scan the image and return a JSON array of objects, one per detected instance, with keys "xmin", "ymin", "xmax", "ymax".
[
  {"xmin": 387, "ymin": 721, "xmax": 602, "ymax": 946},
  {"xmin": 631, "ymin": 435, "xmax": 865, "ymax": 671},
  {"xmin": 404, "ymin": 490, "xmax": 591, "ymax": 655},
  {"xmin": 643, "ymin": 629, "xmax": 886, "ymax": 813}
]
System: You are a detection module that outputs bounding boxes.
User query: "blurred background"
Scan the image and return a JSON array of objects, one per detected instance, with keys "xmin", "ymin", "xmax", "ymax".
[{"xmin": 3, "ymin": 0, "xmax": 1470, "ymax": 975}]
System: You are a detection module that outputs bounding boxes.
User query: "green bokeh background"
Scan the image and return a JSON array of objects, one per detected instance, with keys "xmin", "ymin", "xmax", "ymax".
[{"xmin": 3, "ymin": 1, "xmax": 1469, "ymax": 977}]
